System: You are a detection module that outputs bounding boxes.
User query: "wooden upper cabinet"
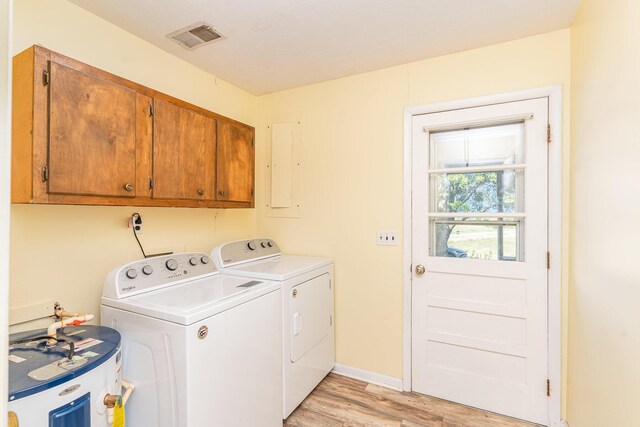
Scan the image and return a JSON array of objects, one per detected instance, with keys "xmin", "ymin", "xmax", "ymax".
[
  {"xmin": 216, "ymin": 121, "xmax": 255, "ymax": 204},
  {"xmin": 11, "ymin": 45, "xmax": 254, "ymax": 208},
  {"xmin": 153, "ymin": 99, "xmax": 216, "ymax": 201},
  {"xmin": 48, "ymin": 61, "xmax": 137, "ymax": 197}
]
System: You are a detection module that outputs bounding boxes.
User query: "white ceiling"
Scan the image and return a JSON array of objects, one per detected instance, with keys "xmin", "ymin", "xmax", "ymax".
[{"xmin": 68, "ymin": 0, "xmax": 580, "ymax": 95}]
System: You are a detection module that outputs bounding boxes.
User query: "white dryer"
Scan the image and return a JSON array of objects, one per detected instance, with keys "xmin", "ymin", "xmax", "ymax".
[
  {"xmin": 101, "ymin": 252, "xmax": 282, "ymax": 427},
  {"xmin": 212, "ymin": 239, "xmax": 335, "ymax": 418}
]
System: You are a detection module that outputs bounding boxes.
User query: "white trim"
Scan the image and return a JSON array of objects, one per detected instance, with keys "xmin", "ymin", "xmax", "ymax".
[
  {"xmin": 429, "ymin": 163, "xmax": 526, "ymax": 175},
  {"xmin": 403, "ymin": 85, "xmax": 563, "ymax": 427},
  {"xmin": 547, "ymin": 85, "xmax": 563, "ymax": 427},
  {"xmin": 423, "ymin": 112, "xmax": 534, "ymax": 132},
  {"xmin": 0, "ymin": 0, "xmax": 12, "ymax": 423},
  {"xmin": 402, "ymin": 107, "xmax": 413, "ymax": 391},
  {"xmin": 332, "ymin": 364, "xmax": 403, "ymax": 391},
  {"xmin": 404, "ymin": 86, "xmax": 560, "ymax": 116},
  {"xmin": 428, "ymin": 212, "xmax": 526, "ymax": 219}
]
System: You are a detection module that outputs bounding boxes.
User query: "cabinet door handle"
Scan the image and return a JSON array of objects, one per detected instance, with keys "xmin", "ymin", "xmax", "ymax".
[
  {"xmin": 197, "ymin": 188, "xmax": 204, "ymax": 196},
  {"xmin": 219, "ymin": 190, "xmax": 226, "ymax": 197},
  {"xmin": 124, "ymin": 183, "xmax": 134, "ymax": 192}
]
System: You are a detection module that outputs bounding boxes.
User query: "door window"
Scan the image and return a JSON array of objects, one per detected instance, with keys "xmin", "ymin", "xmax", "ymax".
[{"xmin": 428, "ymin": 122, "xmax": 526, "ymax": 261}]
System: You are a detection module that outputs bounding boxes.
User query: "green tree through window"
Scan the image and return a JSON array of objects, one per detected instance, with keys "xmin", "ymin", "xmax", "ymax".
[{"xmin": 434, "ymin": 170, "xmax": 514, "ymax": 259}]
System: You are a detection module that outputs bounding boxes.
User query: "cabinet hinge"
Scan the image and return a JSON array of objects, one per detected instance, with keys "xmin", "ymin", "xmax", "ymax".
[
  {"xmin": 41, "ymin": 165, "xmax": 49, "ymax": 182},
  {"xmin": 547, "ymin": 124, "xmax": 551, "ymax": 144},
  {"xmin": 547, "ymin": 379, "xmax": 551, "ymax": 397},
  {"xmin": 329, "ymin": 279, "xmax": 332, "ymax": 290},
  {"xmin": 330, "ymin": 315, "xmax": 333, "ymax": 326},
  {"xmin": 252, "ymin": 137, "xmax": 255, "ymax": 147},
  {"xmin": 148, "ymin": 104, "xmax": 154, "ymax": 117},
  {"xmin": 148, "ymin": 179, "xmax": 153, "ymax": 190},
  {"xmin": 251, "ymin": 188, "xmax": 254, "ymax": 196},
  {"xmin": 42, "ymin": 70, "xmax": 50, "ymax": 86},
  {"xmin": 546, "ymin": 251, "xmax": 551, "ymax": 270}
]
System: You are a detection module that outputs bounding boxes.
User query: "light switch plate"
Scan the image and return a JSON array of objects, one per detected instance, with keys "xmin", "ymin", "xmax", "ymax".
[{"xmin": 377, "ymin": 231, "xmax": 398, "ymax": 246}]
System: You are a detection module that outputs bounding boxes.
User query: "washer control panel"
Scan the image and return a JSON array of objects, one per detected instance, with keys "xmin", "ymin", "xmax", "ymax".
[
  {"xmin": 212, "ymin": 239, "xmax": 281, "ymax": 268},
  {"xmin": 104, "ymin": 252, "xmax": 217, "ymax": 299}
]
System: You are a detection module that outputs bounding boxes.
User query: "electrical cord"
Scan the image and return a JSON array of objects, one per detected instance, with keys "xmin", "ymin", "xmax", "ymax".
[
  {"xmin": 10, "ymin": 336, "xmax": 75, "ymax": 360},
  {"xmin": 131, "ymin": 212, "xmax": 147, "ymax": 258}
]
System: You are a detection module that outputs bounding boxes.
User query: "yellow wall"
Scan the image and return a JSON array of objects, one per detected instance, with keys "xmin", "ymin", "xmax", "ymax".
[
  {"xmin": 569, "ymin": 1, "xmax": 640, "ymax": 425},
  {"xmin": 9, "ymin": 0, "xmax": 258, "ymax": 331},
  {"xmin": 257, "ymin": 30, "xmax": 571, "ymax": 384}
]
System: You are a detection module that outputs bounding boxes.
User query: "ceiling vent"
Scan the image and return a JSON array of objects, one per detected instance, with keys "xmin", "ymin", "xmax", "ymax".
[{"xmin": 166, "ymin": 22, "xmax": 223, "ymax": 50}]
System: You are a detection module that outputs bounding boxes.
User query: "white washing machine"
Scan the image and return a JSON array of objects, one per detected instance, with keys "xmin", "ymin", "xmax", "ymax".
[
  {"xmin": 212, "ymin": 239, "xmax": 335, "ymax": 418},
  {"xmin": 101, "ymin": 252, "xmax": 282, "ymax": 427}
]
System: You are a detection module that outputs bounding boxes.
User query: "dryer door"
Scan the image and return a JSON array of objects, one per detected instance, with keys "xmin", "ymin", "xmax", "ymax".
[{"xmin": 290, "ymin": 273, "xmax": 331, "ymax": 362}]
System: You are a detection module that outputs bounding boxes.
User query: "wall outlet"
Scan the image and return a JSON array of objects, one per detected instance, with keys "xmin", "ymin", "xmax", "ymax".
[
  {"xmin": 128, "ymin": 213, "xmax": 143, "ymax": 234},
  {"xmin": 377, "ymin": 230, "xmax": 398, "ymax": 246}
]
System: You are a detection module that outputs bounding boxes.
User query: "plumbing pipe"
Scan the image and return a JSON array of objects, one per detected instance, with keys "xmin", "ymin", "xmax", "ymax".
[
  {"xmin": 46, "ymin": 314, "xmax": 94, "ymax": 342},
  {"xmin": 103, "ymin": 394, "xmax": 118, "ymax": 408},
  {"xmin": 107, "ymin": 406, "xmax": 114, "ymax": 425},
  {"xmin": 104, "ymin": 380, "xmax": 135, "ymax": 408},
  {"xmin": 104, "ymin": 379, "xmax": 135, "ymax": 424},
  {"xmin": 121, "ymin": 379, "xmax": 135, "ymax": 405},
  {"xmin": 55, "ymin": 309, "xmax": 87, "ymax": 318}
]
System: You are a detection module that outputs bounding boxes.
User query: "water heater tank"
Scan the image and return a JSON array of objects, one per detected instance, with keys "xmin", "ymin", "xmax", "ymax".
[{"xmin": 8, "ymin": 325, "xmax": 122, "ymax": 427}]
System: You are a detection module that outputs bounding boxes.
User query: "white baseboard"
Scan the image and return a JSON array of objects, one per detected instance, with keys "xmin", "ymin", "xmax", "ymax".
[{"xmin": 332, "ymin": 364, "xmax": 403, "ymax": 391}]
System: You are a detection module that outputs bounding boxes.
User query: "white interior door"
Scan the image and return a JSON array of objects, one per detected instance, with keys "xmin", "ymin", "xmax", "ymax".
[{"xmin": 411, "ymin": 98, "xmax": 549, "ymax": 425}]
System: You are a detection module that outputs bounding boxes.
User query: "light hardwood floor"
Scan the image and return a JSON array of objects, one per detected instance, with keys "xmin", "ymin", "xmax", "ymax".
[{"xmin": 284, "ymin": 373, "xmax": 540, "ymax": 427}]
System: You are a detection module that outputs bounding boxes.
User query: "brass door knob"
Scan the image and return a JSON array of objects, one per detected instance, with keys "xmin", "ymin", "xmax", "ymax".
[
  {"xmin": 124, "ymin": 183, "xmax": 134, "ymax": 191},
  {"xmin": 219, "ymin": 190, "xmax": 226, "ymax": 197},
  {"xmin": 415, "ymin": 265, "xmax": 426, "ymax": 275},
  {"xmin": 197, "ymin": 188, "xmax": 204, "ymax": 196}
]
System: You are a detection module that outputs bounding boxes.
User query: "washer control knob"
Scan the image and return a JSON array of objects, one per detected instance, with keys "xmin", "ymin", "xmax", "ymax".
[
  {"xmin": 126, "ymin": 268, "xmax": 138, "ymax": 279},
  {"xmin": 261, "ymin": 241, "xmax": 268, "ymax": 248},
  {"xmin": 142, "ymin": 265, "xmax": 153, "ymax": 275},
  {"xmin": 166, "ymin": 259, "xmax": 178, "ymax": 271},
  {"xmin": 267, "ymin": 240, "xmax": 274, "ymax": 247},
  {"xmin": 200, "ymin": 256, "xmax": 210, "ymax": 264},
  {"xmin": 247, "ymin": 241, "xmax": 257, "ymax": 251},
  {"xmin": 189, "ymin": 257, "xmax": 198, "ymax": 266}
]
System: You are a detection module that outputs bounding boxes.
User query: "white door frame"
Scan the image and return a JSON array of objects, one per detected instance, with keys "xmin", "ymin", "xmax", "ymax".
[{"xmin": 403, "ymin": 86, "xmax": 563, "ymax": 427}]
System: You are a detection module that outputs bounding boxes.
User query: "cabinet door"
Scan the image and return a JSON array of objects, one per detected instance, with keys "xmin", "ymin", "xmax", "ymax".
[
  {"xmin": 153, "ymin": 99, "xmax": 216, "ymax": 200},
  {"xmin": 48, "ymin": 61, "xmax": 137, "ymax": 197},
  {"xmin": 216, "ymin": 121, "xmax": 254, "ymax": 203}
]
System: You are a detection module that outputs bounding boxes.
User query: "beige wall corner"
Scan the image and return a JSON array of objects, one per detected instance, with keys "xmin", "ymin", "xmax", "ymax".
[{"xmin": 569, "ymin": 0, "xmax": 640, "ymax": 426}]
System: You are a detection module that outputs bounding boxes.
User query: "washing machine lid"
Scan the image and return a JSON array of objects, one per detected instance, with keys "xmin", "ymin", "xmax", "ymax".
[
  {"xmin": 101, "ymin": 274, "xmax": 279, "ymax": 325},
  {"xmin": 221, "ymin": 255, "xmax": 332, "ymax": 281}
]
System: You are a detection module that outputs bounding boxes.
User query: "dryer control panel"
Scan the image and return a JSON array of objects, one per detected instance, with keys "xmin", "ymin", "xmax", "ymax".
[
  {"xmin": 212, "ymin": 239, "xmax": 281, "ymax": 268},
  {"xmin": 103, "ymin": 252, "xmax": 217, "ymax": 299}
]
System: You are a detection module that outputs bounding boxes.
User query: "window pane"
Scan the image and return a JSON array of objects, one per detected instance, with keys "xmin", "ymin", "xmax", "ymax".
[
  {"xmin": 430, "ymin": 218, "xmax": 523, "ymax": 261},
  {"xmin": 430, "ymin": 170, "xmax": 523, "ymax": 213},
  {"xmin": 429, "ymin": 122, "xmax": 525, "ymax": 169}
]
